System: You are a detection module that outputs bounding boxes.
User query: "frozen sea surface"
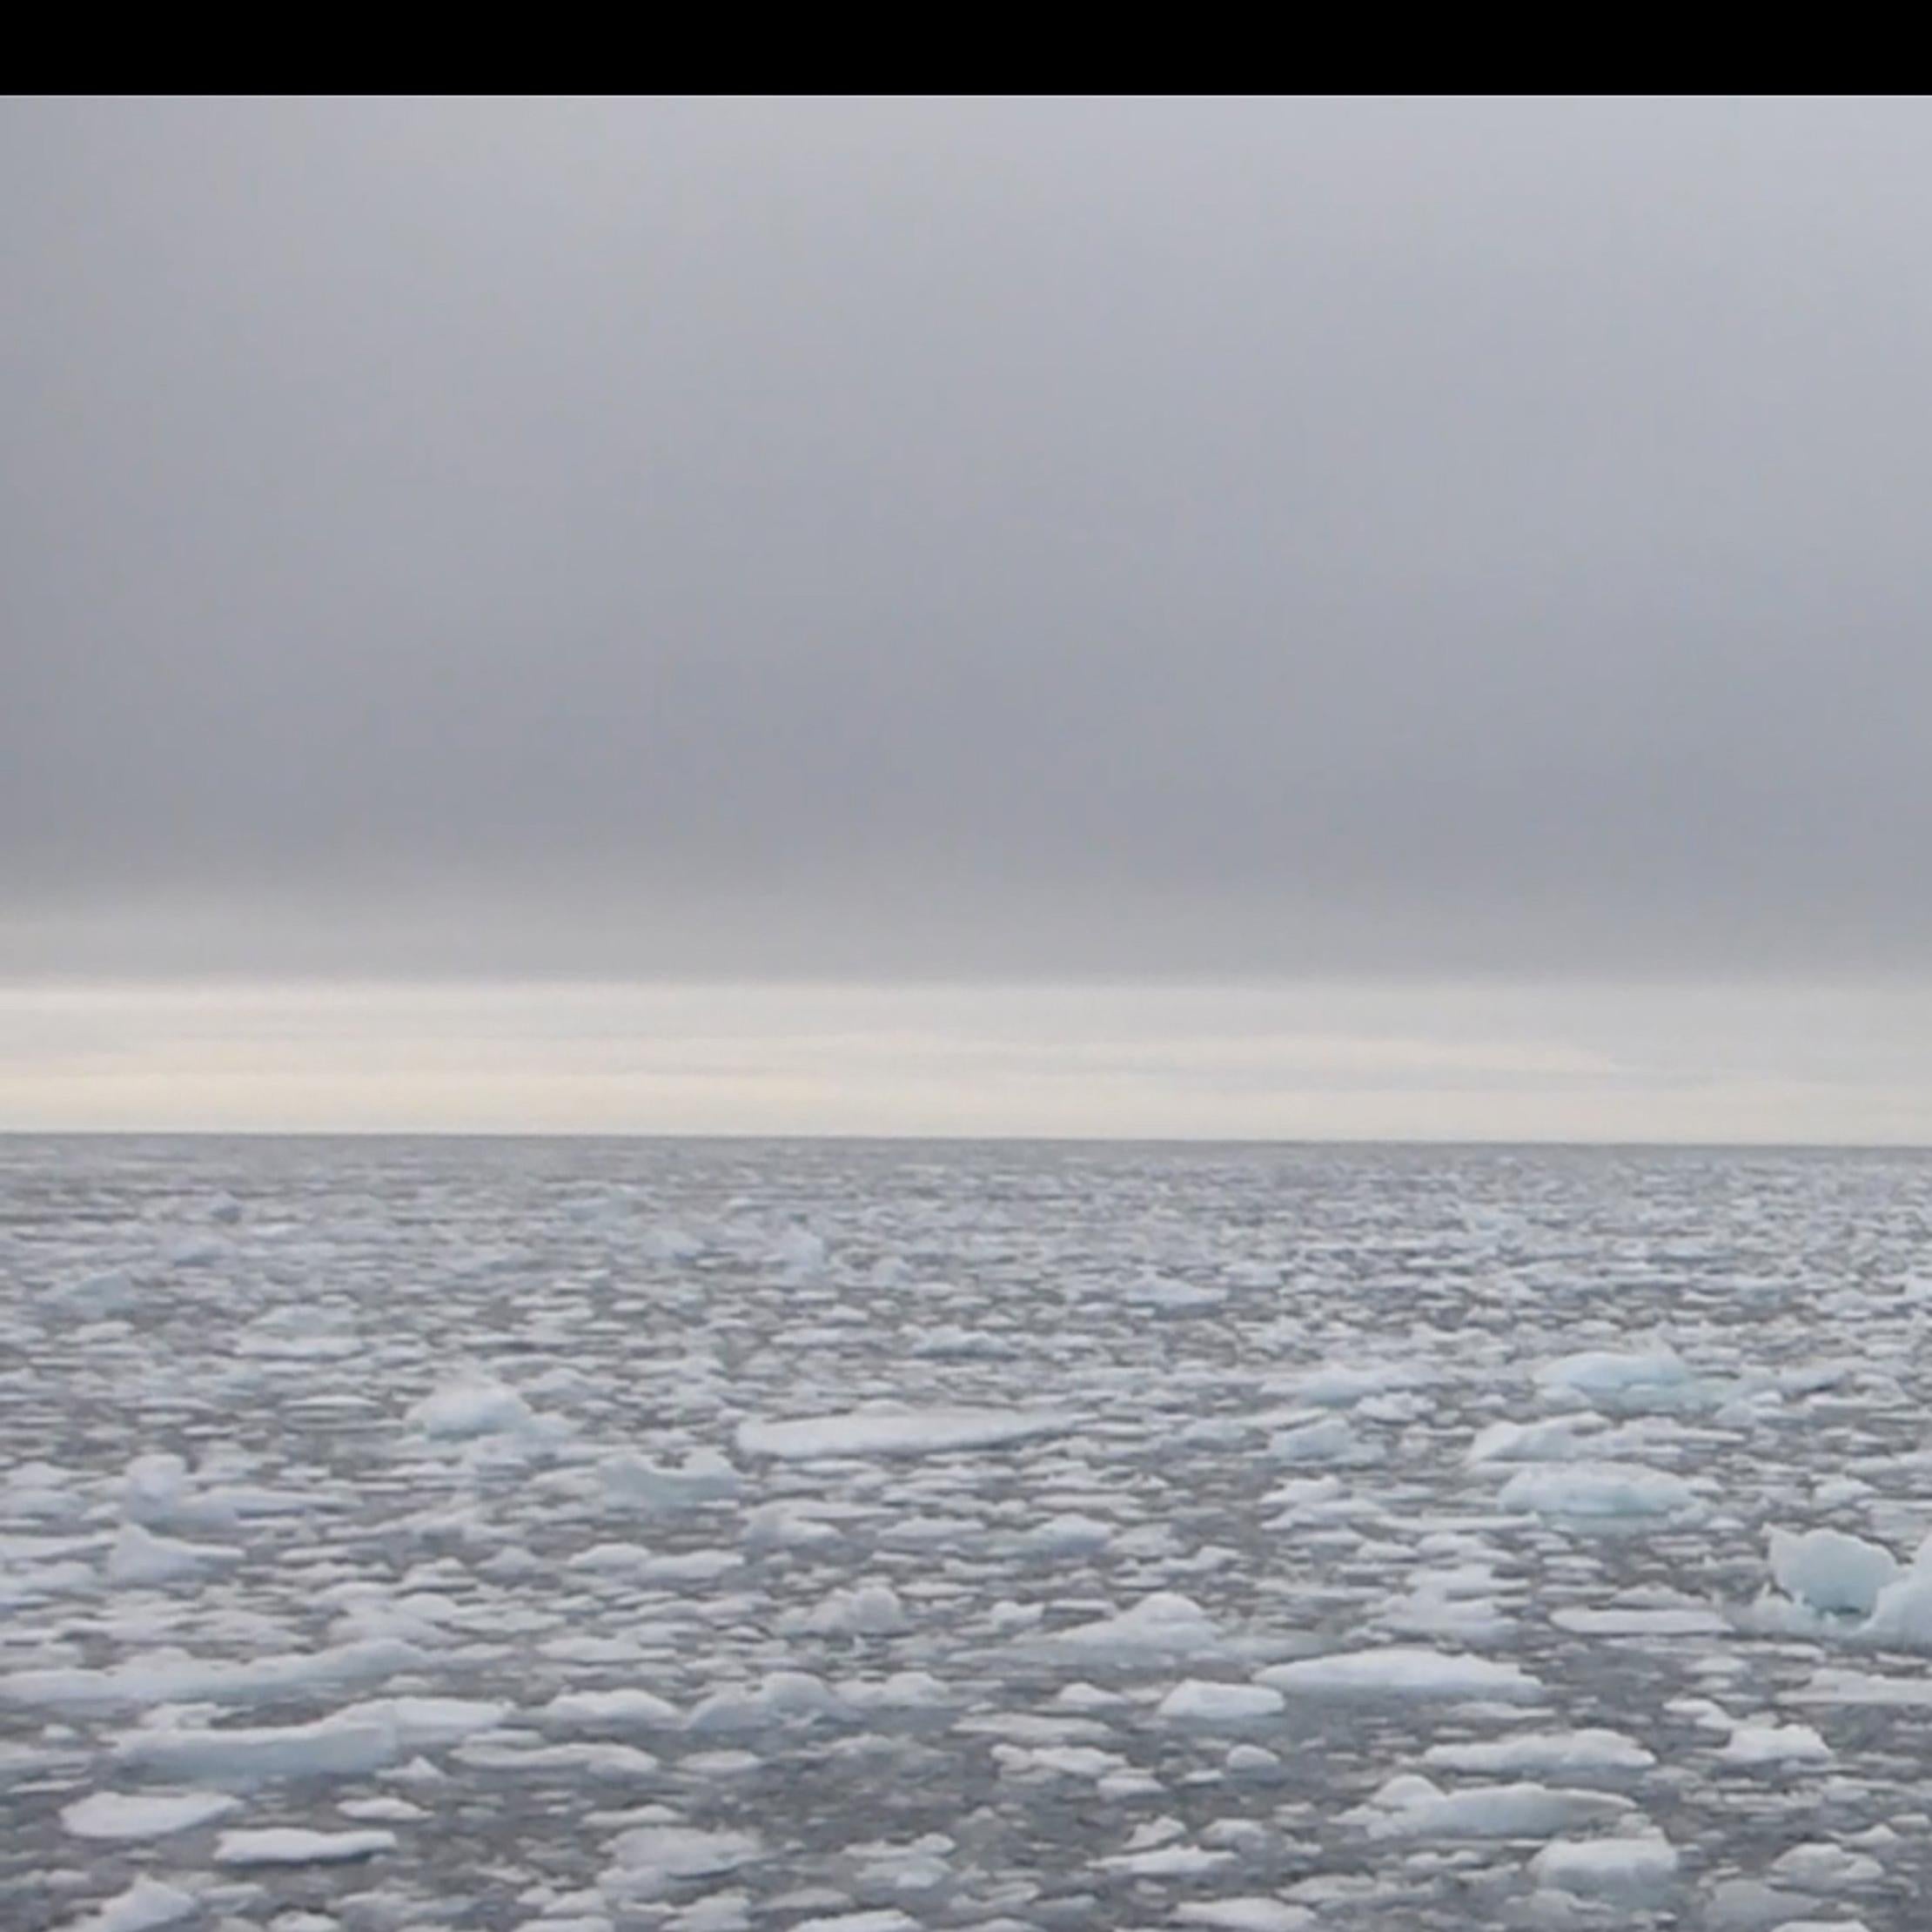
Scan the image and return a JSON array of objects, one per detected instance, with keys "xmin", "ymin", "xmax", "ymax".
[{"xmin": 6, "ymin": 1135, "xmax": 1932, "ymax": 1929}]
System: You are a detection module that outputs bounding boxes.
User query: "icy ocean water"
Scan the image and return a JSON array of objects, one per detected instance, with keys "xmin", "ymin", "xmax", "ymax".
[{"xmin": 8, "ymin": 1138, "xmax": 1932, "ymax": 1932}]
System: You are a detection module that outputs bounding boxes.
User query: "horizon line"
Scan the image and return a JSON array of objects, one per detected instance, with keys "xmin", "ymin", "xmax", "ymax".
[{"xmin": 3, "ymin": 1126, "xmax": 1929, "ymax": 1154}]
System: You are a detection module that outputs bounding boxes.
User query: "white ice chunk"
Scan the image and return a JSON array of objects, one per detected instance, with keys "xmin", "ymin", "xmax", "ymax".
[
  {"xmin": 66, "ymin": 1878, "xmax": 198, "ymax": 1931},
  {"xmin": 792, "ymin": 1582, "xmax": 909, "ymax": 1637},
  {"xmin": 5, "ymin": 1638, "xmax": 422, "ymax": 1714},
  {"xmin": 1529, "ymin": 1831, "xmax": 1680, "ymax": 1902},
  {"xmin": 105, "ymin": 1522, "xmax": 241, "ymax": 1588},
  {"xmin": 1467, "ymin": 1416, "xmax": 1597, "ymax": 1464},
  {"xmin": 1288, "ymin": 1361, "xmax": 1431, "ymax": 1408},
  {"xmin": 1019, "ymin": 1512, "xmax": 1114, "ymax": 1557},
  {"xmin": 1347, "ymin": 1771, "xmax": 1633, "ymax": 1838},
  {"xmin": 1173, "ymin": 1905, "xmax": 1314, "ymax": 1931},
  {"xmin": 790, "ymin": 1915, "xmax": 917, "ymax": 1932},
  {"xmin": 1720, "ymin": 1721, "xmax": 1833, "ymax": 1765},
  {"xmin": 1027, "ymin": 1592, "xmax": 1225, "ymax": 1661},
  {"xmin": 406, "ymin": 1375, "xmax": 538, "ymax": 1439},
  {"xmin": 687, "ymin": 1670, "xmax": 849, "ymax": 1732},
  {"xmin": 1424, "ymin": 1728, "xmax": 1655, "ymax": 1775},
  {"xmin": 1268, "ymin": 1416, "xmax": 1376, "ymax": 1466},
  {"xmin": 542, "ymin": 1687, "xmax": 682, "ymax": 1733},
  {"xmin": 48, "ymin": 1269, "xmax": 139, "ymax": 1317},
  {"xmin": 603, "ymin": 1822, "xmax": 761, "ymax": 1880},
  {"xmin": 1768, "ymin": 1526, "xmax": 1900, "ymax": 1617},
  {"xmin": 735, "ymin": 1405, "xmax": 1074, "ymax": 1460},
  {"xmin": 1258, "ymin": 1647, "xmax": 1542, "ymax": 1701},
  {"xmin": 1859, "ymin": 1567, "xmax": 1932, "ymax": 1650},
  {"xmin": 116, "ymin": 1694, "xmax": 505, "ymax": 1785},
  {"xmin": 214, "ymin": 1825, "xmax": 398, "ymax": 1864},
  {"xmin": 62, "ymin": 1788, "xmax": 242, "ymax": 1840},
  {"xmin": 1768, "ymin": 1841, "xmax": 1884, "ymax": 1889},
  {"xmin": 1157, "ymin": 1679, "xmax": 1285, "ymax": 1723},
  {"xmin": 600, "ymin": 1446, "xmax": 742, "ymax": 1510},
  {"xmin": 1497, "ymin": 1463, "xmax": 1698, "ymax": 1519},
  {"xmin": 1536, "ymin": 1347, "xmax": 1694, "ymax": 1404}
]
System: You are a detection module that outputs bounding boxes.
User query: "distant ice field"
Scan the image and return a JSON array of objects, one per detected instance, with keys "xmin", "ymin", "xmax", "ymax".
[{"xmin": 6, "ymin": 1134, "xmax": 1932, "ymax": 1929}]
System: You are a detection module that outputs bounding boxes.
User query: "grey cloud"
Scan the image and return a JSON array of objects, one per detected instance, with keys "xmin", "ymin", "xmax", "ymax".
[{"xmin": 6, "ymin": 96, "xmax": 1930, "ymax": 976}]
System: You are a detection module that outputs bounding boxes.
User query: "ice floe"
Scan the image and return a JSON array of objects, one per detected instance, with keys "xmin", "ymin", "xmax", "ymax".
[
  {"xmin": 734, "ymin": 1405, "xmax": 1075, "ymax": 1460},
  {"xmin": 1257, "ymin": 1647, "xmax": 1543, "ymax": 1702}
]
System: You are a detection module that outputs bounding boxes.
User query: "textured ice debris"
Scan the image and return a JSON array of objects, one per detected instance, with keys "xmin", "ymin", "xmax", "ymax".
[
  {"xmin": 600, "ymin": 1446, "xmax": 742, "ymax": 1508},
  {"xmin": 542, "ymin": 1687, "xmax": 682, "ymax": 1732},
  {"xmin": 1286, "ymin": 1359, "xmax": 1432, "ymax": 1406},
  {"xmin": 1535, "ymin": 1346, "xmax": 1697, "ymax": 1406},
  {"xmin": 602, "ymin": 1822, "xmax": 761, "ymax": 1882},
  {"xmin": 105, "ymin": 1521, "xmax": 241, "ymax": 1587},
  {"xmin": 789, "ymin": 1581, "xmax": 909, "ymax": 1637},
  {"xmin": 1768, "ymin": 1841, "xmax": 1884, "ymax": 1889},
  {"xmin": 1157, "ymin": 1678, "xmax": 1285, "ymax": 1723},
  {"xmin": 1858, "ymin": 1564, "xmax": 1932, "ymax": 1649},
  {"xmin": 23, "ymin": 1135, "xmax": 1932, "ymax": 1922},
  {"xmin": 741, "ymin": 1500, "xmax": 847, "ymax": 1553},
  {"xmin": 1466, "ymin": 1415, "xmax": 1598, "ymax": 1464},
  {"xmin": 1719, "ymin": 1720, "xmax": 1833, "ymax": 1765},
  {"xmin": 1347, "ymin": 1771, "xmax": 1634, "ymax": 1838},
  {"xmin": 1018, "ymin": 1511, "xmax": 1114, "ymax": 1557},
  {"xmin": 1123, "ymin": 1271, "xmax": 1225, "ymax": 1311},
  {"xmin": 1792, "ymin": 1665, "xmax": 1932, "ymax": 1707},
  {"xmin": 214, "ymin": 1825, "xmax": 399, "ymax": 1864},
  {"xmin": 62, "ymin": 1788, "xmax": 242, "ymax": 1839},
  {"xmin": 1268, "ymin": 1415, "xmax": 1376, "ymax": 1465},
  {"xmin": 3, "ymin": 1637, "xmax": 423, "ymax": 1712},
  {"xmin": 65, "ymin": 1878, "xmax": 198, "ymax": 1931},
  {"xmin": 1768, "ymin": 1526, "xmax": 1900, "ymax": 1616},
  {"xmin": 1173, "ymin": 1905, "xmax": 1315, "ymax": 1931},
  {"xmin": 1424, "ymin": 1727, "xmax": 1655, "ymax": 1775},
  {"xmin": 790, "ymin": 1914, "xmax": 918, "ymax": 1932},
  {"xmin": 117, "ymin": 1452, "xmax": 237, "ymax": 1533},
  {"xmin": 1257, "ymin": 1646, "xmax": 1542, "ymax": 1701},
  {"xmin": 406, "ymin": 1374, "xmax": 540, "ymax": 1438},
  {"xmin": 687, "ymin": 1670, "xmax": 850, "ymax": 1732},
  {"xmin": 1026, "ymin": 1591, "xmax": 1225, "ymax": 1660},
  {"xmin": 1529, "ymin": 1831, "xmax": 1680, "ymax": 1901},
  {"xmin": 735, "ymin": 1405, "xmax": 1074, "ymax": 1459},
  {"xmin": 1550, "ymin": 1601, "xmax": 1725, "ymax": 1636},
  {"xmin": 1497, "ymin": 1462, "xmax": 1698, "ymax": 1518},
  {"xmin": 46, "ymin": 1267, "xmax": 139, "ymax": 1317},
  {"xmin": 115, "ymin": 1695, "xmax": 506, "ymax": 1784}
]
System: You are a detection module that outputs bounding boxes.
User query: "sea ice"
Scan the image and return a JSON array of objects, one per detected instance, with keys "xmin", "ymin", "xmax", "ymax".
[
  {"xmin": 542, "ymin": 1688, "xmax": 682, "ymax": 1732},
  {"xmin": 1157, "ymin": 1679, "xmax": 1285, "ymax": 1723},
  {"xmin": 214, "ymin": 1826, "xmax": 399, "ymax": 1864},
  {"xmin": 61, "ymin": 1788, "xmax": 242, "ymax": 1839},
  {"xmin": 1267, "ymin": 1416, "xmax": 1376, "ymax": 1465},
  {"xmin": 1529, "ymin": 1831, "xmax": 1680, "ymax": 1901},
  {"xmin": 1423, "ymin": 1728, "xmax": 1654, "ymax": 1775},
  {"xmin": 1768, "ymin": 1526, "xmax": 1899, "ymax": 1617},
  {"xmin": 1346, "ymin": 1771, "xmax": 1634, "ymax": 1838},
  {"xmin": 66, "ymin": 1878, "xmax": 198, "ymax": 1932},
  {"xmin": 105, "ymin": 1521, "xmax": 241, "ymax": 1587},
  {"xmin": 600, "ymin": 1446, "xmax": 743, "ymax": 1509},
  {"xmin": 1026, "ymin": 1591, "xmax": 1225, "ymax": 1661},
  {"xmin": 1535, "ymin": 1346, "xmax": 1695, "ymax": 1406},
  {"xmin": 734, "ymin": 1406, "xmax": 1074, "ymax": 1460},
  {"xmin": 1719, "ymin": 1721, "xmax": 1833, "ymax": 1766},
  {"xmin": 1257, "ymin": 1647, "xmax": 1542, "ymax": 1701},
  {"xmin": 1497, "ymin": 1462, "xmax": 1698, "ymax": 1518},
  {"xmin": 406, "ymin": 1375, "xmax": 539, "ymax": 1439},
  {"xmin": 1173, "ymin": 1905, "xmax": 1314, "ymax": 1931}
]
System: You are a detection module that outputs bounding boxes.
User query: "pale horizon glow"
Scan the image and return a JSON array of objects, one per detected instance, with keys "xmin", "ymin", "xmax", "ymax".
[{"xmin": 5, "ymin": 976, "xmax": 1931, "ymax": 1144}]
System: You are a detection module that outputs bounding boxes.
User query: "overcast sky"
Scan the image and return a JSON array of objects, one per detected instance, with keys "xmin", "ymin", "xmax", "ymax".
[{"xmin": 5, "ymin": 97, "xmax": 1929, "ymax": 1137}]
